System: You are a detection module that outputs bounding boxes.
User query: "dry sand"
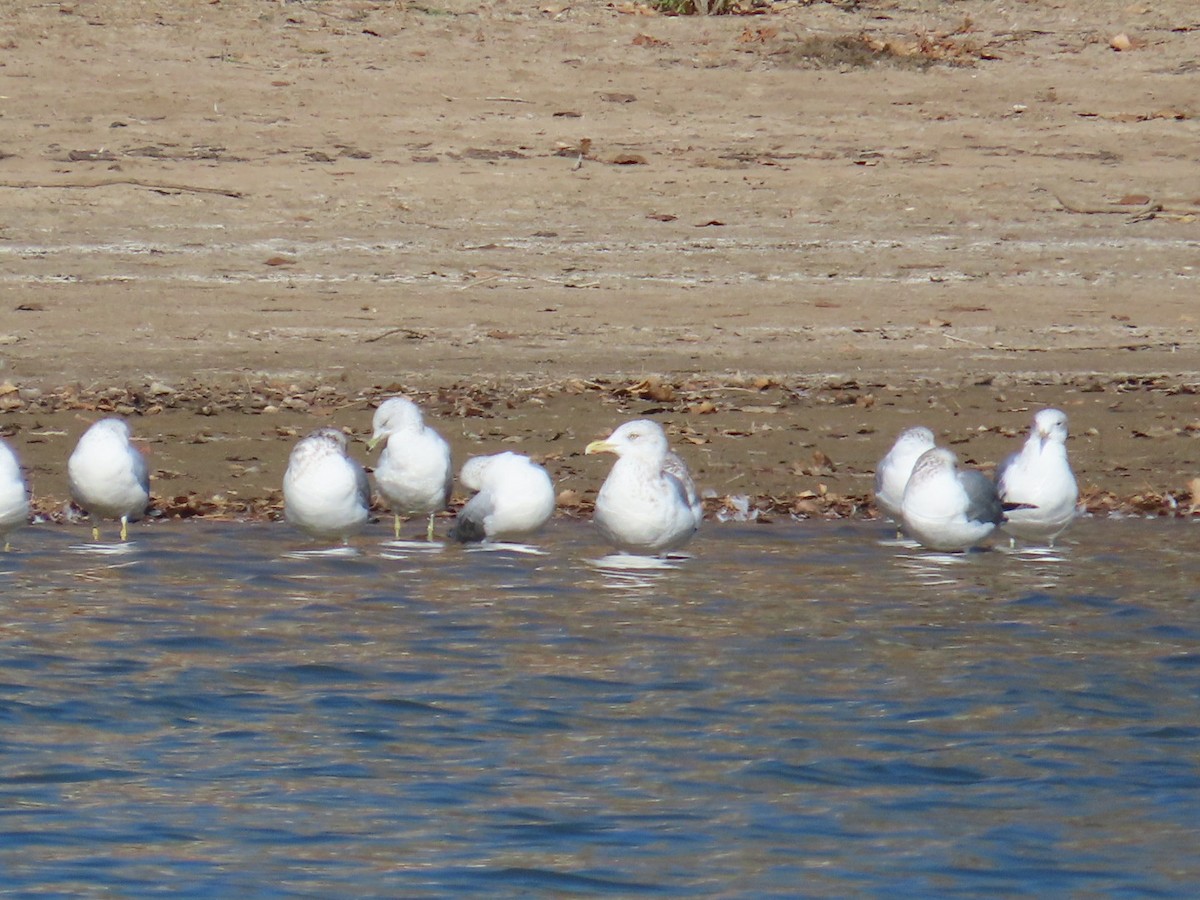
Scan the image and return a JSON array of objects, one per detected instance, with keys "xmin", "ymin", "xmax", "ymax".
[{"xmin": 1, "ymin": 0, "xmax": 1198, "ymax": 529}]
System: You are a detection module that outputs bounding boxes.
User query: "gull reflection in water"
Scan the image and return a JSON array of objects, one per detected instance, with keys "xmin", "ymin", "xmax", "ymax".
[
  {"xmin": 893, "ymin": 540, "xmax": 1072, "ymax": 596},
  {"xmin": 68, "ymin": 540, "xmax": 140, "ymax": 556},
  {"xmin": 586, "ymin": 551, "xmax": 688, "ymax": 595},
  {"xmin": 282, "ymin": 545, "xmax": 363, "ymax": 561}
]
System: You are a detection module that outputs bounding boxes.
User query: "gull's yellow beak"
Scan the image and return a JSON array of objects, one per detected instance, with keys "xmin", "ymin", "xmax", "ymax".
[
  {"xmin": 365, "ymin": 434, "xmax": 383, "ymax": 453},
  {"xmin": 585, "ymin": 439, "xmax": 614, "ymax": 456}
]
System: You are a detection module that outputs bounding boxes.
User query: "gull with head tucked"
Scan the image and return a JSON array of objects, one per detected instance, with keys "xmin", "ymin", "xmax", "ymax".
[
  {"xmin": 283, "ymin": 427, "xmax": 371, "ymax": 544},
  {"xmin": 995, "ymin": 408, "xmax": 1078, "ymax": 546},
  {"xmin": 0, "ymin": 437, "xmax": 30, "ymax": 550},
  {"xmin": 901, "ymin": 446, "xmax": 1004, "ymax": 552},
  {"xmin": 67, "ymin": 418, "xmax": 150, "ymax": 541},
  {"xmin": 367, "ymin": 396, "xmax": 452, "ymax": 541},
  {"xmin": 450, "ymin": 451, "xmax": 555, "ymax": 544},
  {"xmin": 585, "ymin": 419, "xmax": 702, "ymax": 556},
  {"xmin": 874, "ymin": 425, "xmax": 937, "ymax": 526}
]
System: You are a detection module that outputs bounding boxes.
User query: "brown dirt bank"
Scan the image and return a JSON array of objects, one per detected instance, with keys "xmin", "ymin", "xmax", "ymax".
[
  {"xmin": 0, "ymin": 0, "xmax": 1198, "ymax": 528},
  {"xmin": 3, "ymin": 373, "xmax": 1199, "ymax": 530}
]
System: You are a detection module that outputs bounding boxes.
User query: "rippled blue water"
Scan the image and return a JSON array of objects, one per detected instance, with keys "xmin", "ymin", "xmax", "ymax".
[{"xmin": 1, "ymin": 519, "xmax": 1198, "ymax": 897}]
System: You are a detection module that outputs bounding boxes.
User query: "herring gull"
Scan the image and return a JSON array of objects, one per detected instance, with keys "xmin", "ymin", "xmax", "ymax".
[
  {"xmin": 283, "ymin": 427, "xmax": 371, "ymax": 544},
  {"xmin": 367, "ymin": 396, "xmax": 452, "ymax": 541},
  {"xmin": 449, "ymin": 451, "xmax": 555, "ymax": 543},
  {"xmin": 874, "ymin": 425, "xmax": 937, "ymax": 525},
  {"xmin": 585, "ymin": 419, "xmax": 702, "ymax": 555},
  {"xmin": 67, "ymin": 418, "xmax": 150, "ymax": 541},
  {"xmin": 0, "ymin": 438, "xmax": 30, "ymax": 550},
  {"xmin": 995, "ymin": 408, "xmax": 1078, "ymax": 546},
  {"xmin": 901, "ymin": 446, "xmax": 1004, "ymax": 552}
]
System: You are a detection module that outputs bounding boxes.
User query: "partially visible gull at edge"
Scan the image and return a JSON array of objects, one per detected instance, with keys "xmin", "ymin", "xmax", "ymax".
[
  {"xmin": 283, "ymin": 427, "xmax": 371, "ymax": 545},
  {"xmin": 0, "ymin": 437, "xmax": 30, "ymax": 550},
  {"xmin": 585, "ymin": 419, "xmax": 703, "ymax": 556},
  {"xmin": 367, "ymin": 396, "xmax": 452, "ymax": 541},
  {"xmin": 450, "ymin": 451, "xmax": 555, "ymax": 544},
  {"xmin": 996, "ymin": 407, "xmax": 1079, "ymax": 546},
  {"xmin": 67, "ymin": 417, "xmax": 150, "ymax": 542},
  {"xmin": 874, "ymin": 425, "xmax": 937, "ymax": 526},
  {"xmin": 901, "ymin": 446, "xmax": 1004, "ymax": 552}
]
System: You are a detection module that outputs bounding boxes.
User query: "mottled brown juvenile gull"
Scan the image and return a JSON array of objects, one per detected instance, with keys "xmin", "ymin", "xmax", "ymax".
[
  {"xmin": 283, "ymin": 427, "xmax": 370, "ymax": 544},
  {"xmin": 67, "ymin": 418, "xmax": 150, "ymax": 541},
  {"xmin": 449, "ymin": 451, "xmax": 555, "ymax": 544},
  {"xmin": 996, "ymin": 408, "xmax": 1078, "ymax": 546},
  {"xmin": 0, "ymin": 437, "xmax": 30, "ymax": 550},
  {"xmin": 367, "ymin": 396, "xmax": 452, "ymax": 541},
  {"xmin": 585, "ymin": 419, "xmax": 702, "ymax": 556}
]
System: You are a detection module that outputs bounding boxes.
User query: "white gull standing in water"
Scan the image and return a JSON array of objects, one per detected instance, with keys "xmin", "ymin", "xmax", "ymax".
[
  {"xmin": 449, "ymin": 451, "xmax": 555, "ymax": 544},
  {"xmin": 283, "ymin": 427, "xmax": 371, "ymax": 544},
  {"xmin": 0, "ymin": 437, "xmax": 30, "ymax": 550},
  {"xmin": 67, "ymin": 418, "xmax": 150, "ymax": 541},
  {"xmin": 900, "ymin": 446, "xmax": 1004, "ymax": 552},
  {"xmin": 585, "ymin": 419, "xmax": 703, "ymax": 556},
  {"xmin": 995, "ymin": 408, "xmax": 1078, "ymax": 546},
  {"xmin": 874, "ymin": 425, "xmax": 937, "ymax": 526},
  {"xmin": 367, "ymin": 396, "xmax": 452, "ymax": 541}
]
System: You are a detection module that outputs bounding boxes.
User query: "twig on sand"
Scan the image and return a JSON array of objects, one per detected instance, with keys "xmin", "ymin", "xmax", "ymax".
[
  {"xmin": 363, "ymin": 327, "xmax": 427, "ymax": 343},
  {"xmin": 0, "ymin": 178, "xmax": 245, "ymax": 198},
  {"xmin": 459, "ymin": 273, "xmax": 506, "ymax": 290},
  {"xmin": 942, "ymin": 332, "xmax": 988, "ymax": 348},
  {"xmin": 1039, "ymin": 184, "xmax": 1160, "ymax": 218}
]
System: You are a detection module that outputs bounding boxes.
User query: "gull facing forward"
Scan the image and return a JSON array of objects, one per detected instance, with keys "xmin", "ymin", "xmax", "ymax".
[
  {"xmin": 996, "ymin": 408, "xmax": 1078, "ymax": 546},
  {"xmin": 585, "ymin": 419, "xmax": 702, "ymax": 556},
  {"xmin": 367, "ymin": 397, "xmax": 452, "ymax": 541}
]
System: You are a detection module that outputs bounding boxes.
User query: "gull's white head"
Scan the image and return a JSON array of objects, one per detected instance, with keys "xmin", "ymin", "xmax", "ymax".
[
  {"xmin": 369, "ymin": 397, "xmax": 425, "ymax": 450},
  {"xmin": 459, "ymin": 454, "xmax": 493, "ymax": 491},
  {"xmin": 585, "ymin": 419, "xmax": 670, "ymax": 463},
  {"xmin": 1033, "ymin": 408, "xmax": 1068, "ymax": 446},
  {"xmin": 458, "ymin": 451, "xmax": 528, "ymax": 492},
  {"xmin": 891, "ymin": 426, "xmax": 936, "ymax": 454},
  {"xmin": 80, "ymin": 417, "xmax": 134, "ymax": 447},
  {"xmin": 909, "ymin": 446, "xmax": 958, "ymax": 481},
  {"xmin": 290, "ymin": 427, "xmax": 349, "ymax": 463}
]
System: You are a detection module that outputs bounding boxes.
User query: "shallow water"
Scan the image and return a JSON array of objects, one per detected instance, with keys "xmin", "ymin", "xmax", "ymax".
[{"xmin": 1, "ymin": 519, "xmax": 1198, "ymax": 897}]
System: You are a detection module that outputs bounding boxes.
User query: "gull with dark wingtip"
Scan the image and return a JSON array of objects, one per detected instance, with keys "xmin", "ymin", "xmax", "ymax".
[
  {"xmin": 901, "ymin": 446, "xmax": 1004, "ymax": 552},
  {"xmin": 450, "ymin": 451, "xmax": 555, "ymax": 544},
  {"xmin": 996, "ymin": 408, "xmax": 1078, "ymax": 546}
]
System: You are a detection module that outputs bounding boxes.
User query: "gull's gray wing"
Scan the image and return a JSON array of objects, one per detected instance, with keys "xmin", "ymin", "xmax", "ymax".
[
  {"xmin": 133, "ymin": 447, "xmax": 151, "ymax": 496},
  {"xmin": 450, "ymin": 491, "xmax": 492, "ymax": 543},
  {"xmin": 959, "ymin": 468, "xmax": 1004, "ymax": 526},
  {"xmin": 355, "ymin": 460, "xmax": 372, "ymax": 511},
  {"xmin": 663, "ymin": 451, "xmax": 703, "ymax": 526}
]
